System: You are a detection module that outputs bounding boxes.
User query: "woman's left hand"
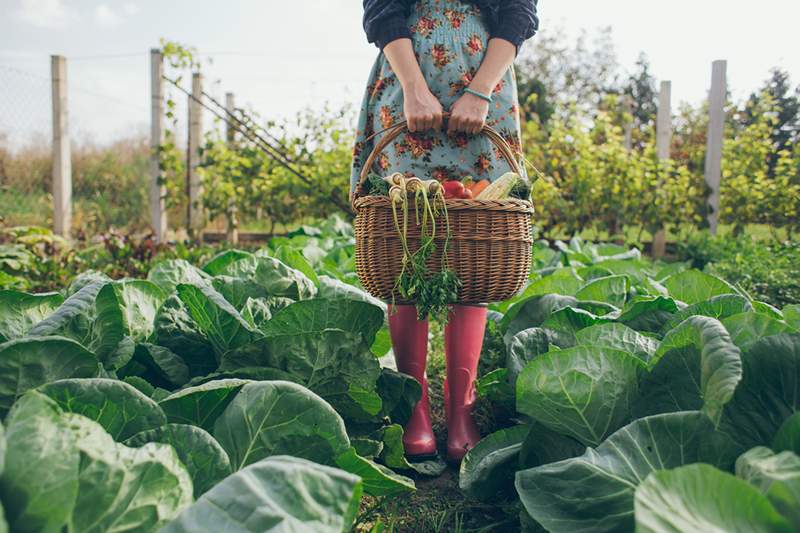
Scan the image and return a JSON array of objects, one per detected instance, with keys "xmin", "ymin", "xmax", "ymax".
[{"xmin": 447, "ymin": 92, "xmax": 490, "ymax": 135}]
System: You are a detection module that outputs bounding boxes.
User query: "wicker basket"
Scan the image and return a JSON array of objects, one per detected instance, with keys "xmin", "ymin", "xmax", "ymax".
[{"xmin": 352, "ymin": 118, "xmax": 534, "ymax": 305}]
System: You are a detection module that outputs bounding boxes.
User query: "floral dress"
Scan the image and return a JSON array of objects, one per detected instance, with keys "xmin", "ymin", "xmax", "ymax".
[{"xmin": 351, "ymin": 0, "xmax": 525, "ymax": 192}]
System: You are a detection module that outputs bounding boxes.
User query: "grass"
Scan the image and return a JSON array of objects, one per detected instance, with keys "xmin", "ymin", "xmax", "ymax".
[{"xmin": 355, "ymin": 321, "xmax": 520, "ymax": 533}]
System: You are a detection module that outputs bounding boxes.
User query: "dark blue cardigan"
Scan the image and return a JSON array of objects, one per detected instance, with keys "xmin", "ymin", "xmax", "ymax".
[{"xmin": 362, "ymin": 0, "xmax": 539, "ymax": 52}]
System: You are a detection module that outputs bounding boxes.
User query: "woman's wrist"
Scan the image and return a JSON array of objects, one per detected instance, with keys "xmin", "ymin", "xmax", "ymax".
[{"xmin": 467, "ymin": 79, "xmax": 494, "ymax": 97}]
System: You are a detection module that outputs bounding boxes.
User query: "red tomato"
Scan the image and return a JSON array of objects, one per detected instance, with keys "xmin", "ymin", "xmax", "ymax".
[
  {"xmin": 442, "ymin": 180, "xmax": 464, "ymax": 199},
  {"xmin": 460, "ymin": 188, "xmax": 473, "ymax": 199}
]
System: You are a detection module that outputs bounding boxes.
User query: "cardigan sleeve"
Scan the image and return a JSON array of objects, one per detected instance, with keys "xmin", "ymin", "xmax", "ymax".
[
  {"xmin": 362, "ymin": 0, "xmax": 415, "ymax": 50},
  {"xmin": 491, "ymin": 0, "xmax": 539, "ymax": 53}
]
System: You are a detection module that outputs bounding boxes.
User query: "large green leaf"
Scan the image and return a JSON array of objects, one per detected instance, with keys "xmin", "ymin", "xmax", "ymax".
[
  {"xmin": 260, "ymin": 298, "xmax": 384, "ymax": 348},
  {"xmin": 722, "ymin": 312, "xmax": 798, "ymax": 350},
  {"xmin": 273, "ymin": 245, "xmax": 319, "ymax": 286},
  {"xmin": 737, "ymin": 447, "xmax": 800, "ymax": 528},
  {"xmin": 160, "ymin": 456, "xmax": 362, "ymax": 533},
  {"xmin": 0, "ymin": 392, "xmax": 80, "ymax": 533},
  {"xmin": 334, "ymin": 447, "xmax": 415, "ymax": 496},
  {"xmin": 317, "ymin": 275, "xmax": 387, "ymax": 315},
  {"xmin": 518, "ymin": 421, "xmax": 586, "ymax": 469},
  {"xmin": 773, "ymin": 413, "xmax": 800, "ymax": 455},
  {"xmin": 663, "ymin": 269, "xmax": 738, "ymax": 305},
  {"xmin": 110, "ymin": 280, "xmax": 166, "ymax": 342},
  {"xmin": 29, "ymin": 281, "xmax": 124, "ymax": 365},
  {"xmin": 516, "ymin": 345, "xmax": 644, "ymax": 446},
  {"xmin": 515, "ymin": 411, "xmax": 739, "ymax": 533},
  {"xmin": 119, "ymin": 342, "xmax": 190, "ymax": 388},
  {"xmin": 662, "ymin": 293, "xmax": 753, "ymax": 331},
  {"xmin": 574, "ymin": 322, "xmax": 657, "ymax": 362},
  {"xmin": 223, "ymin": 301, "xmax": 383, "ymax": 420},
  {"xmin": 213, "ymin": 380, "xmax": 350, "ymax": 470},
  {"xmin": 147, "ymin": 259, "xmax": 211, "ymax": 293},
  {"xmin": 0, "ymin": 290, "xmax": 63, "ymax": 342},
  {"xmin": 618, "ymin": 296, "xmax": 680, "ymax": 333},
  {"xmin": 636, "ymin": 316, "xmax": 742, "ymax": 424},
  {"xmin": 37, "ymin": 378, "xmax": 166, "ymax": 441},
  {"xmin": 634, "ymin": 464, "xmax": 792, "ymax": 533},
  {"xmin": 125, "ymin": 423, "xmax": 232, "ymax": 498},
  {"xmin": 375, "ymin": 368, "xmax": 422, "ymax": 426},
  {"xmin": 63, "ymin": 413, "xmax": 193, "ymax": 533},
  {"xmin": 501, "ymin": 294, "xmax": 578, "ymax": 340},
  {"xmin": 459, "ymin": 425, "xmax": 530, "ymax": 500},
  {"xmin": 210, "ymin": 275, "xmax": 270, "ymax": 311},
  {"xmin": 218, "ymin": 255, "xmax": 317, "ymax": 300},
  {"xmin": 720, "ymin": 334, "xmax": 800, "ymax": 451},
  {"xmin": 202, "ymin": 250, "xmax": 253, "ymax": 276},
  {"xmin": 176, "ymin": 283, "xmax": 258, "ymax": 359},
  {"xmin": 507, "ymin": 327, "xmax": 573, "ymax": 386},
  {"xmin": 784, "ymin": 305, "xmax": 800, "ymax": 329},
  {"xmin": 154, "ymin": 294, "xmax": 218, "ymax": 377},
  {"xmin": 159, "ymin": 379, "xmax": 251, "ymax": 432},
  {"xmin": 496, "ymin": 269, "xmax": 584, "ymax": 313},
  {"xmin": 541, "ymin": 306, "xmax": 610, "ymax": 337},
  {"xmin": 575, "ymin": 275, "xmax": 629, "ymax": 307},
  {"xmin": 0, "ymin": 336, "xmax": 100, "ymax": 416}
]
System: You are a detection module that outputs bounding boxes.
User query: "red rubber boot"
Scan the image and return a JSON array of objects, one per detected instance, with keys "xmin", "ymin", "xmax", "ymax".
[
  {"xmin": 444, "ymin": 304, "xmax": 487, "ymax": 462},
  {"xmin": 388, "ymin": 305, "xmax": 437, "ymax": 457}
]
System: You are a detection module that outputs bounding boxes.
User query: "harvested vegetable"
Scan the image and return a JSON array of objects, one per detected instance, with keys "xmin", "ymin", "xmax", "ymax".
[
  {"xmin": 389, "ymin": 175, "xmax": 462, "ymax": 321},
  {"xmin": 442, "ymin": 180, "xmax": 465, "ymax": 200},
  {"xmin": 468, "ymin": 179, "xmax": 490, "ymax": 197},
  {"xmin": 476, "ymin": 172, "xmax": 520, "ymax": 200}
]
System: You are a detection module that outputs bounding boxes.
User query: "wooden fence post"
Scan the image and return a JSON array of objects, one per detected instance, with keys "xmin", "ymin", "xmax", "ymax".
[
  {"xmin": 188, "ymin": 72, "xmax": 204, "ymax": 235},
  {"xmin": 50, "ymin": 55, "xmax": 71, "ymax": 238},
  {"xmin": 705, "ymin": 60, "xmax": 727, "ymax": 235},
  {"xmin": 224, "ymin": 91, "xmax": 239, "ymax": 244},
  {"xmin": 149, "ymin": 48, "xmax": 167, "ymax": 242},
  {"xmin": 652, "ymin": 81, "xmax": 672, "ymax": 258}
]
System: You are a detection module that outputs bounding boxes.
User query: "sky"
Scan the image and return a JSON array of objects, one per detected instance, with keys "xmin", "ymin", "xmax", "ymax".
[{"xmin": 1, "ymin": 0, "xmax": 798, "ymax": 149}]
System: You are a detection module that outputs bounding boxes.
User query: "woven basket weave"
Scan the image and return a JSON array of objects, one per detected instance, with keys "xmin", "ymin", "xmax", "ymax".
[{"xmin": 353, "ymin": 117, "xmax": 534, "ymax": 305}]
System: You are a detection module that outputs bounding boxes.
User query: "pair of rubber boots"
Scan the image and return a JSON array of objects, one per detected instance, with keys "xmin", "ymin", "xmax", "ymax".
[{"xmin": 388, "ymin": 304, "xmax": 486, "ymax": 463}]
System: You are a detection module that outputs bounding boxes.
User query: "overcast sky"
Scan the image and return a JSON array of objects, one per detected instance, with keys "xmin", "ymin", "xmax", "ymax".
[{"xmin": 1, "ymin": 0, "xmax": 798, "ymax": 148}]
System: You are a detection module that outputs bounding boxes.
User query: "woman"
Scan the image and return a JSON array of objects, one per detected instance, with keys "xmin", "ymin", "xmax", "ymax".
[{"xmin": 352, "ymin": 0, "xmax": 538, "ymax": 462}]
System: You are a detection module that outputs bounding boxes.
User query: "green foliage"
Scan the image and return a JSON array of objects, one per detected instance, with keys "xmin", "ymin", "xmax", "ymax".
[{"xmin": 679, "ymin": 232, "xmax": 800, "ymax": 308}]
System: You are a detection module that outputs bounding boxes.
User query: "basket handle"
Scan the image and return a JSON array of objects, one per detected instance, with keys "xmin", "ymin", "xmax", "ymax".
[{"xmin": 354, "ymin": 112, "xmax": 523, "ymax": 199}]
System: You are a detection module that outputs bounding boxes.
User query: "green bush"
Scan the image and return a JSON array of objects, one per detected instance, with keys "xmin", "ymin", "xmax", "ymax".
[{"xmin": 679, "ymin": 232, "xmax": 800, "ymax": 308}]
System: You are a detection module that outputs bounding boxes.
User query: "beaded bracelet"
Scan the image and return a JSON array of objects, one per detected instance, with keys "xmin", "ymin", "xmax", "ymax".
[{"xmin": 464, "ymin": 87, "xmax": 492, "ymax": 103}]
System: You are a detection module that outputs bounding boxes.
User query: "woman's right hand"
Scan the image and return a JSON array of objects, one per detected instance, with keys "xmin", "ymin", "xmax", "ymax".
[{"xmin": 403, "ymin": 81, "xmax": 443, "ymax": 133}]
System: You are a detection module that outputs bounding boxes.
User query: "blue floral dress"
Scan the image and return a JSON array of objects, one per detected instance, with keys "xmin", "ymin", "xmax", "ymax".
[{"xmin": 351, "ymin": 0, "xmax": 525, "ymax": 192}]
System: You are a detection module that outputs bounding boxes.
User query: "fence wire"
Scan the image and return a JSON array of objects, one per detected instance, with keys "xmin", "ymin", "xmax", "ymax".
[{"xmin": 0, "ymin": 65, "xmax": 52, "ymax": 151}]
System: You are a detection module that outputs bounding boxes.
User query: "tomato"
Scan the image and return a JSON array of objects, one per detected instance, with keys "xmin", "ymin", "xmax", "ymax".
[
  {"xmin": 460, "ymin": 188, "xmax": 473, "ymax": 199},
  {"xmin": 442, "ymin": 180, "xmax": 464, "ymax": 199}
]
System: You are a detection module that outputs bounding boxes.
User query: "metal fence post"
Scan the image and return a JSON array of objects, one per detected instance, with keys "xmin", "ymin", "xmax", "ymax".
[
  {"xmin": 150, "ymin": 48, "xmax": 167, "ymax": 242},
  {"xmin": 51, "ymin": 55, "xmax": 71, "ymax": 238},
  {"xmin": 705, "ymin": 60, "xmax": 727, "ymax": 235}
]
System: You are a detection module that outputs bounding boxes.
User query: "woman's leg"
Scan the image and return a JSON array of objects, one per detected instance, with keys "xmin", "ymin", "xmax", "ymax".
[
  {"xmin": 444, "ymin": 304, "xmax": 487, "ymax": 462},
  {"xmin": 388, "ymin": 305, "xmax": 437, "ymax": 456}
]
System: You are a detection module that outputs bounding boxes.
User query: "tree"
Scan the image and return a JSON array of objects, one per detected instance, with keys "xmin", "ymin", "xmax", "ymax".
[
  {"xmin": 516, "ymin": 26, "xmax": 621, "ymax": 121},
  {"xmin": 622, "ymin": 54, "xmax": 658, "ymax": 130},
  {"xmin": 742, "ymin": 68, "xmax": 800, "ymax": 176}
]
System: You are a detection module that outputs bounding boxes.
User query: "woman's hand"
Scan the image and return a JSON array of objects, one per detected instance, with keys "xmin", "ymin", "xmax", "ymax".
[
  {"xmin": 403, "ymin": 81, "xmax": 444, "ymax": 132},
  {"xmin": 447, "ymin": 92, "xmax": 490, "ymax": 135}
]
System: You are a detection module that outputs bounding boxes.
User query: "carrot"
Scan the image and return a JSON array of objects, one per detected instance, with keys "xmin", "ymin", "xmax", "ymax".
[{"xmin": 469, "ymin": 179, "xmax": 490, "ymax": 196}]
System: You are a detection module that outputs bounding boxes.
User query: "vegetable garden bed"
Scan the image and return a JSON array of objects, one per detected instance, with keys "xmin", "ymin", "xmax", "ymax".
[{"xmin": 0, "ymin": 218, "xmax": 798, "ymax": 532}]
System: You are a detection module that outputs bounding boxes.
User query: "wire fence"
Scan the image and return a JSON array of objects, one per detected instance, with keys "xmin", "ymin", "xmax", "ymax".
[{"xmin": 0, "ymin": 48, "xmax": 355, "ymax": 234}]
